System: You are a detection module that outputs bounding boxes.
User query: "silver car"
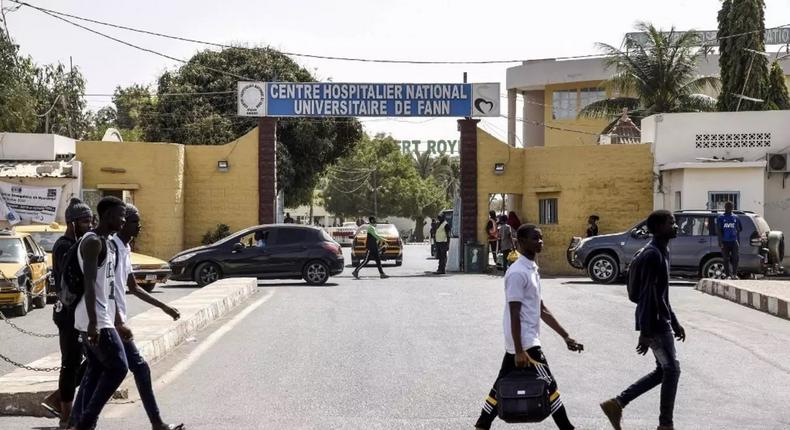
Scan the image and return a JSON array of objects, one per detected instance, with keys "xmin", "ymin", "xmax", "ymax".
[{"xmin": 567, "ymin": 210, "xmax": 785, "ymax": 284}]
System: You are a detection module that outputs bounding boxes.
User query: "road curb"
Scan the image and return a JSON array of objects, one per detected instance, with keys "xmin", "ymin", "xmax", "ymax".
[
  {"xmin": 0, "ymin": 278, "xmax": 258, "ymax": 417},
  {"xmin": 696, "ymin": 279, "xmax": 790, "ymax": 320}
]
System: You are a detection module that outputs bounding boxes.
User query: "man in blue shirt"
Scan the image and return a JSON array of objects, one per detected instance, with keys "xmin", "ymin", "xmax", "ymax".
[{"xmin": 716, "ymin": 202, "xmax": 742, "ymax": 279}]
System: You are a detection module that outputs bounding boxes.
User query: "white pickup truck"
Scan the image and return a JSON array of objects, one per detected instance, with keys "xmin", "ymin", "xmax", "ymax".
[{"xmin": 326, "ymin": 222, "xmax": 359, "ymax": 246}]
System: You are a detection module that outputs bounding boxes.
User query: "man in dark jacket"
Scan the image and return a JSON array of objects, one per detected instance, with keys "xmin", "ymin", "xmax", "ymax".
[{"xmin": 600, "ymin": 210, "xmax": 686, "ymax": 430}]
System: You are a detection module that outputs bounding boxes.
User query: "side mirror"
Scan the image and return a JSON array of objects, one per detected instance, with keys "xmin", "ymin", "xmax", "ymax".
[
  {"xmin": 632, "ymin": 230, "xmax": 649, "ymax": 239},
  {"xmin": 28, "ymin": 253, "xmax": 44, "ymax": 264},
  {"xmin": 232, "ymin": 243, "xmax": 244, "ymax": 253}
]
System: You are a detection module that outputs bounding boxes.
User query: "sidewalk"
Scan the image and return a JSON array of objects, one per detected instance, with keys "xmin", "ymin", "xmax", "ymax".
[
  {"xmin": 0, "ymin": 278, "xmax": 258, "ymax": 417},
  {"xmin": 696, "ymin": 278, "xmax": 790, "ymax": 320}
]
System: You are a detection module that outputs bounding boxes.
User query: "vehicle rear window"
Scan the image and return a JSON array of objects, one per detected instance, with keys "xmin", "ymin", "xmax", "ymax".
[
  {"xmin": 320, "ymin": 230, "xmax": 333, "ymax": 242},
  {"xmin": 272, "ymin": 228, "xmax": 308, "ymax": 245},
  {"xmin": 753, "ymin": 216, "xmax": 771, "ymax": 235},
  {"xmin": 358, "ymin": 224, "xmax": 398, "ymax": 236}
]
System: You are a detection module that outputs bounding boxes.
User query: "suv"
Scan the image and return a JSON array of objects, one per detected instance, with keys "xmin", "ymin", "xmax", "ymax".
[{"xmin": 567, "ymin": 210, "xmax": 785, "ymax": 284}]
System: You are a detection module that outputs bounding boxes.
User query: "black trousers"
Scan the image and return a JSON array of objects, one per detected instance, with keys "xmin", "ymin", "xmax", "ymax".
[
  {"xmin": 56, "ymin": 318, "xmax": 86, "ymax": 403},
  {"xmin": 475, "ymin": 347, "xmax": 574, "ymax": 430},
  {"xmin": 355, "ymin": 247, "xmax": 384, "ymax": 274},
  {"xmin": 436, "ymin": 241, "xmax": 448, "ymax": 273},
  {"xmin": 722, "ymin": 241, "xmax": 739, "ymax": 277}
]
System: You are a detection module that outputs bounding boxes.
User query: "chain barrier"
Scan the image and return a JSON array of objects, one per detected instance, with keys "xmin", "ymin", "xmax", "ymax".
[
  {"xmin": 0, "ymin": 350, "xmax": 61, "ymax": 372},
  {"xmin": 0, "ymin": 309, "xmax": 59, "ymax": 338}
]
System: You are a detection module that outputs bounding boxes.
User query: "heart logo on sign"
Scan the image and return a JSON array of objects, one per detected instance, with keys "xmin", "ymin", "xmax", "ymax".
[{"xmin": 474, "ymin": 98, "xmax": 494, "ymax": 114}]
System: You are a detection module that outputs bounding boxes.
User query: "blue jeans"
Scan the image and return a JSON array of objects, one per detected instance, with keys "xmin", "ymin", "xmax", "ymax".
[
  {"xmin": 617, "ymin": 331, "xmax": 681, "ymax": 427},
  {"xmin": 72, "ymin": 329, "xmax": 129, "ymax": 429},
  {"xmin": 123, "ymin": 339, "xmax": 162, "ymax": 425}
]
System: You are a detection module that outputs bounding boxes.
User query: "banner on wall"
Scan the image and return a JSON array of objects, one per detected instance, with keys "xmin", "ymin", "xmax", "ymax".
[{"xmin": 0, "ymin": 182, "xmax": 62, "ymax": 224}]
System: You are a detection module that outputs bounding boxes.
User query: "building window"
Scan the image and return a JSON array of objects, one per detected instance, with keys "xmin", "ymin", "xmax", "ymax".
[
  {"xmin": 539, "ymin": 198, "xmax": 558, "ymax": 224},
  {"xmin": 674, "ymin": 191, "xmax": 682, "ymax": 211},
  {"xmin": 579, "ymin": 87, "xmax": 606, "ymax": 112},
  {"xmin": 708, "ymin": 192, "xmax": 739, "ymax": 210},
  {"xmin": 552, "ymin": 90, "xmax": 577, "ymax": 120}
]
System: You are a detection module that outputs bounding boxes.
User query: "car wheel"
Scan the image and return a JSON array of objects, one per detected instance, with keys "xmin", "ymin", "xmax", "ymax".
[
  {"xmin": 141, "ymin": 283, "xmax": 156, "ymax": 293},
  {"xmin": 587, "ymin": 254, "xmax": 620, "ymax": 284},
  {"xmin": 14, "ymin": 288, "xmax": 30, "ymax": 316},
  {"xmin": 194, "ymin": 262, "xmax": 221, "ymax": 287},
  {"xmin": 702, "ymin": 257, "xmax": 727, "ymax": 279},
  {"xmin": 395, "ymin": 259, "xmax": 403, "ymax": 266},
  {"xmin": 303, "ymin": 260, "xmax": 329, "ymax": 286},
  {"xmin": 32, "ymin": 286, "xmax": 46, "ymax": 309}
]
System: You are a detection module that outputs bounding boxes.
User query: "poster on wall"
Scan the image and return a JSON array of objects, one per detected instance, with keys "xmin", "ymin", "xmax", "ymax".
[{"xmin": 0, "ymin": 182, "xmax": 62, "ymax": 224}]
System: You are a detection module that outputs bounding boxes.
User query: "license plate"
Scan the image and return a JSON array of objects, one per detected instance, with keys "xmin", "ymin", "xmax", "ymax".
[{"xmin": 145, "ymin": 274, "xmax": 157, "ymax": 281}]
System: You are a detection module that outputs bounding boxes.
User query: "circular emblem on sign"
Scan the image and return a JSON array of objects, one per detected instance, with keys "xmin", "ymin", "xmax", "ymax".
[{"xmin": 240, "ymin": 83, "xmax": 265, "ymax": 110}]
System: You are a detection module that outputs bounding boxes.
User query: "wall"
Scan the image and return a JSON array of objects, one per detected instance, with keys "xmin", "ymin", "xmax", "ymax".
[
  {"xmin": 476, "ymin": 129, "xmax": 654, "ymax": 275},
  {"xmin": 77, "ymin": 141, "xmax": 185, "ymax": 260},
  {"xmin": 0, "ymin": 133, "xmax": 76, "ymax": 160},
  {"xmin": 183, "ymin": 128, "xmax": 259, "ymax": 249}
]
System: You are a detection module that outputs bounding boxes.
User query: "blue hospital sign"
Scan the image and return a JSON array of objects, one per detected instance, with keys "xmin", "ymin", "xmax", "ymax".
[{"xmin": 237, "ymin": 82, "xmax": 500, "ymax": 118}]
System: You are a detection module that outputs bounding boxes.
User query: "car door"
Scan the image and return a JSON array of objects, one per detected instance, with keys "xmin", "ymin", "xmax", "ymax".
[
  {"xmin": 23, "ymin": 237, "xmax": 46, "ymax": 295},
  {"xmin": 621, "ymin": 222, "xmax": 651, "ymax": 269},
  {"xmin": 222, "ymin": 229, "xmax": 272, "ymax": 277},
  {"xmin": 265, "ymin": 228, "xmax": 310, "ymax": 274},
  {"xmin": 670, "ymin": 215, "xmax": 712, "ymax": 270}
]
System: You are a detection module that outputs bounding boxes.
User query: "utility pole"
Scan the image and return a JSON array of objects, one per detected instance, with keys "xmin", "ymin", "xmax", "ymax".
[{"xmin": 372, "ymin": 168, "xmax": 378, "ymax": 218}]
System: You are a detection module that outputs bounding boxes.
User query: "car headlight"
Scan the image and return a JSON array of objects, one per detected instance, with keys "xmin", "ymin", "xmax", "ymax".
[
  {"xmin": 170, "ymin": 252, "xmax": 197, "ymax": 264},
  {"xmin": 160, "ymin": 263, "xmax": 170, "ymax": 270},
  {"xmin": 0, "ymin": 278, "xmax": 20, "ymax": 291},
  {"xmin": 131, "ymin": 264, "xmax": 142, "ymax": 271}
]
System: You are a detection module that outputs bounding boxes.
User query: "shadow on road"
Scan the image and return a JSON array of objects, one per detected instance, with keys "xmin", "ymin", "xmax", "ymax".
[{"xmin": 256, "ymin": 281, "xmax": 339, "ymax": 288}]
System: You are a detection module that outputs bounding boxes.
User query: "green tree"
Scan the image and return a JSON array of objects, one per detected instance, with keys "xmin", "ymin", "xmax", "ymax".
[
  {"xmin": 717, "ymin": 0, "xmax": 769, "ymax": 111},
  {"xmin": 140, "ymin": 47, "xmax": 362, "ymax": 207},
  {"xmin": 29, "ymin": 62, "xmax": 92, "ymax": 138},
  {"xmin": 324, "ymin": 134, "xmax": 447, "ymax": 240},
  {"xmin": 113, "ymin": 84, "xmax": 154, "ymax": 130},
  {"xmin": 580, "ymin": 22, "xmax": 719, "ymax": 125},
  {"xmin": 0, "ymin": 31, "xmax": 36, "ymax": 132},
  {"xmin": 764, "ymin": 61, "xmax": 790, "ymax": 110}
]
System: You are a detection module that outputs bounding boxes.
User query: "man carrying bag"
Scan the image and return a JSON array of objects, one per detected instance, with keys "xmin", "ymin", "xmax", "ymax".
[{"xmin": 474, "ymin": 224, "xmax": 584, "ymax": 430}]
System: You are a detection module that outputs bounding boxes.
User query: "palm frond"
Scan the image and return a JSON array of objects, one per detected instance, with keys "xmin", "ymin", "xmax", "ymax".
[{"xmin": 579, "ymin": 97, "xmax": 640, "ymax": 119}]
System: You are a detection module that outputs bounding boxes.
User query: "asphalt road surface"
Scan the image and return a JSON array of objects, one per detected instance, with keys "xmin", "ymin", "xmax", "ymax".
[{"xmin": 3, "ymin": 244, "xmax": 790, "ymax": 429}]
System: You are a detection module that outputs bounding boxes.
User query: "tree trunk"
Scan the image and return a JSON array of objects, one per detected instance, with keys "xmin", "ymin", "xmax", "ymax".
[{"xmin": 414, "ymin": 217, "xmax": 426, "ymax": 242}]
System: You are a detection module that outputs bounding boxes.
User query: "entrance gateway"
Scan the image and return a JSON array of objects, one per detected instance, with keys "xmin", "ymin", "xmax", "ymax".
[{"xmin": 237, "ymin": 81, "xmax": 500, "ymax": 255}]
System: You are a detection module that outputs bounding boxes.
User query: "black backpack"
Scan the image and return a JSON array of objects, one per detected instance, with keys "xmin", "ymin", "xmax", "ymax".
[
  {"xmin": 627, "ymin": 243, "xmax": 658, "ymax": 304},
  {"xmin": 58, "ymin": 236, "xmax": 117, "ymax": 308},
  {"xmin": 495, "ymin": 368, "xmax": 552, "ymax": 423}
]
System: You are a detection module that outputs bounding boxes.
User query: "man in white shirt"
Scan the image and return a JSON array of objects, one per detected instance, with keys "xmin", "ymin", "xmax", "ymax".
[
  {"xmin": 112, "ymin": 204, "xmax": 184, "ymax": 430},
  {"xmin": 474, "ymin": 224, "xmax": 584, "ymax": 430}
]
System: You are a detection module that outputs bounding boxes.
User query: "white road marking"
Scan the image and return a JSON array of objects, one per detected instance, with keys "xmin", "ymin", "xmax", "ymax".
[{"xmin": 103, "ymin": 290, "xmax": 275, "ymax": 419}]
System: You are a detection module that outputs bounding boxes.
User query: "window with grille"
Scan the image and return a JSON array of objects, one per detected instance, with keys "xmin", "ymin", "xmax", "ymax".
[
  {"xmin": 539, "ymin": 198, "xmax": 558, "ymax": 224},
  {"xmin": 695, "ymin": 133, "xmax": 771, "ymax": 148},
  {"xmin": 708, "ymin": 192, "xmax": 739, "ymax": 210}
]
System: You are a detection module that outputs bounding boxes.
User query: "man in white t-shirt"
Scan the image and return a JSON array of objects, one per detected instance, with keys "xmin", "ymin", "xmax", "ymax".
[
  {"xmin": 112, "ymin": 204, "xmax": 184, "ymax": 430},
  {"xmin": 474, "ymin": 224, "xmax": 584, "ymax": 430}
]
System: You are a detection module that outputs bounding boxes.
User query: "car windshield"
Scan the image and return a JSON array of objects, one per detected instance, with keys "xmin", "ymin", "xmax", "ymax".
[
  {"xmin": 26, "ymin": 231, "xmax": 60, "ymax": 252},
  {"xmin": 753, "ymin": 216, "xmax": 771, "ymax": 235},
  {"xmin": 0, "ymin": 238, "xmax": 26, "ymax": 264}
]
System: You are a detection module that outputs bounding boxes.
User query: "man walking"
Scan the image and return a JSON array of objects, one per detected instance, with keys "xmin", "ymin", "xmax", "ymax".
[
  {"xmin": 600, "ymin": 210, "xmax": 686, "ymax": 430},
  {"xmin": 716, "ymin": 202, "xmax": 742, "ymax": 279},
  {"xmin": 41, "ymin": 199, "xmax": 94, "ymax": 426},
  {"xmin": 497, "ymin": 215, "xmax": 515, "ymax": 272},
  {"xmin": 474, "ymin": 224, "xmax": 584, "ymax": 430},
  {"xmin": 352, "ymin": 216, "xmax": 389, "ymax": 279},
  {"xmin": 434, "ymin": 213, "xmax": 451, "ymax": 275},
  {"xmin": 110, "ymin": 204, "xmax": 185, "ymax": 430},
  {"xmin": 68, "ymin": 196, "xmax": 128, "ymax": 430}
]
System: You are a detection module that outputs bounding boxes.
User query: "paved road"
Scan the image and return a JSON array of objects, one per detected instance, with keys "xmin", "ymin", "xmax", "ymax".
[
  {"xmin": 0, "ymin": 282, "xmax": 200, "ymax": 375},
  {"xmin": 4, "ymin": 244, "xmax": 790, "ymax": 429}
]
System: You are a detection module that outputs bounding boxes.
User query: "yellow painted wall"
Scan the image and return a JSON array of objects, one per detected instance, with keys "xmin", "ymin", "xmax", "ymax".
[
  {"xmin": 543, "ymin": 81, "xmax": 611, "ymax": 147},
  {"xmin": 183, "ymin": 128, "xmax": 259, "ymax": 249},
  {"xmin": 77, "ymin": 141, "xmax": 185, "ymax": 260},
  {"xmin": 476, "ymin": 129, "xmax": 654, "ymax": 275}
]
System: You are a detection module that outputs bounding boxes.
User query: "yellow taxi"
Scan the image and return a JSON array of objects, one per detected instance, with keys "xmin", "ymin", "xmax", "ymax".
[
  {"xmin": 350, "ymin": 223, "xmax": 403, "ymax": 267},
  {"xmin": 15, "ymin": 223, "xmax": 171, "ymax": 294},
  {"xmin": 0, "ymin": 230, "xmax": 49, "ymax": 316}
]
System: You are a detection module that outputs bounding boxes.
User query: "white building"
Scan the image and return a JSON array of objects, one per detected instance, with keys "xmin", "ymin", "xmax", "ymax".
[{"xmin": 642, "ymin": 111, "xmax": 790, "ymax": 266}]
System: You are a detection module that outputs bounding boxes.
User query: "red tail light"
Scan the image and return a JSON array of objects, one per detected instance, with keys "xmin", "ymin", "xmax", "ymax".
[{"xmin": 323, "ymin": 242, "xmax": 343, "ymax": 256}]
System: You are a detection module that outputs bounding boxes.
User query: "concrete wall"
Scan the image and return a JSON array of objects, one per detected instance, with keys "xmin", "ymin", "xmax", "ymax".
[
  {"xmin": 77, "ymin": 141, "xmax": 185, "ymax": 260},
  {"xmin": 0, "ymin": 133, "xmax": 76, "ymax": 160},
  {"xmin": 183, "ymin": 128, "xmax": 259, "ymax": 249},
  {"xmin": 476, "ymin": 128, "xmax": 654, "ymax": 275},
  {"xmin": 657, "ymin": 166, "xmax": 766, "ymax": 214}
]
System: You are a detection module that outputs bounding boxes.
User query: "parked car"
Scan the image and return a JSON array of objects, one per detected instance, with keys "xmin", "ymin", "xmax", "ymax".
[
  {"xmin": 169, "ymin": 224, "xmax": 344, "ymax": 287},
  {"xmin": 567, "ymin": 210, "xmax": 785, "ymax": 284},
  {"xmin": 351, "ymin": 223, "xmax": 403, "ymax": 266},
  {"xmin": 15, "ymin": 223, "xmax": 171, "ymax": 294},
  {"xmin": 0, "ymin": 230, "xmax": 49, "ymax": 316},
  {"xmin": 326, "ymin": 222, "xmax": 358, "ymax": 246}
]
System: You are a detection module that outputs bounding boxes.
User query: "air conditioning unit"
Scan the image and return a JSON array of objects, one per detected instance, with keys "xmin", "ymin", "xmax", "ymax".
[{"xmin": 767, "ymin": 153, "xmax": 789, "ymax": 173}]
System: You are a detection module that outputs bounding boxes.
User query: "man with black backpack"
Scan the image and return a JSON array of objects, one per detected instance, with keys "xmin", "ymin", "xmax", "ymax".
[
  {"xmin": 474, "ymin": 224, "xmax": 583, "ymax": 430},
  {"xmin": 40, "ymin": 198, "xmax": 94, "ymax": 426},
  {"xmin": 67, "ymin": 196, "xmax": 128, "ymax": 430},
  {"xmin": 600, "ymin": 210, "xmax": 686, "ymax": 430}
]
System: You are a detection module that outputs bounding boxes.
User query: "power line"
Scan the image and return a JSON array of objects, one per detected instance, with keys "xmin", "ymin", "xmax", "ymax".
[{"xmin": 83, "ymin": 90, "xmax": 235, "ymax": 97}]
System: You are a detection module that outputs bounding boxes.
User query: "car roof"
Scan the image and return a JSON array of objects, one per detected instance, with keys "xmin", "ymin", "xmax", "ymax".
[
  {"xmin": 14, "ymin": 222, "xmax": 65, "ymax": 233},
  {"xmin": 0, "ymin": 230, "xmax": 28, "ymax": 239}
]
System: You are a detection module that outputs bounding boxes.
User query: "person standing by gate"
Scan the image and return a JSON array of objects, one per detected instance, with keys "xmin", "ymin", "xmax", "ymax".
[
  {"xmin": 485, "ymin": 211, "xmax": 499, "ymax": 267},
  {"xmin": 498, "ymin": 215, "xmax": 515, "ymax": 272},
  {"xmin": 352, "ymin": 217, "xmax": 389, "ymax": 279},
  {"xmin": 434, "ymin": 213, "xmax": 451, "ymax": 275},
  {"xmin": 716, "ymin": 202, "xmax": 742, "ymax": 279}
]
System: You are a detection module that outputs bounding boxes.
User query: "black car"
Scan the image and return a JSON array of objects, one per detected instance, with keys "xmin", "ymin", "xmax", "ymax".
[{"xmin": 169, "ymin": 225, "xmax": 344, "ymax": 286}]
